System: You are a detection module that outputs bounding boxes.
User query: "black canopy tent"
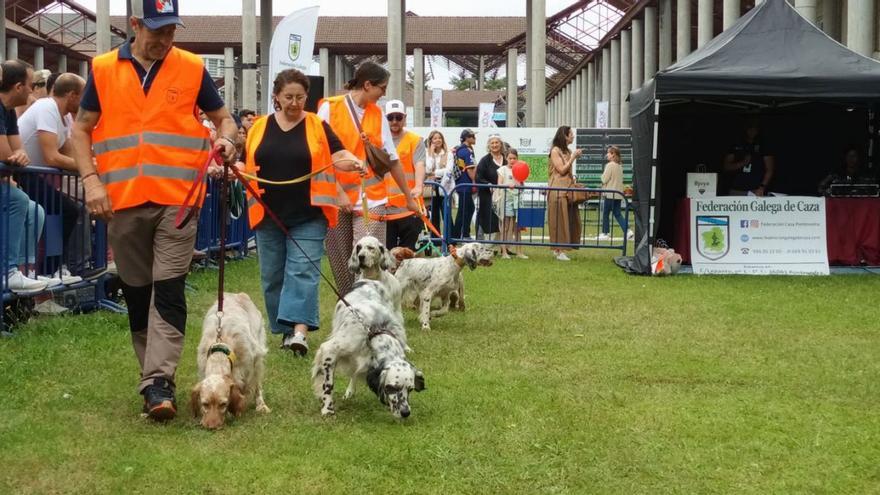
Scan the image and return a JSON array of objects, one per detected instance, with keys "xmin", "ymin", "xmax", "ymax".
[{"xmin": 620, "ymin": 0, "xmax": 880, "ymax": 274}]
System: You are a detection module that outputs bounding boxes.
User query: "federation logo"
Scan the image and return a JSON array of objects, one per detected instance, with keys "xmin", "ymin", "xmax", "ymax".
[
  {"xmin": 155, "ymin": 0, "xmax": 175, "ymax": 14},
  {"xmin": 288, "ymin": 34, "xmax": 302, "ymax": 62},
  {"xmin": 696, "ymin": 215, "xmax": 729, "ymax": 260}
]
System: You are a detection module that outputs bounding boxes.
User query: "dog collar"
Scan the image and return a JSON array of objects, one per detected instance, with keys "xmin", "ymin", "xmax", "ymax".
[
  {"xmin": 368, "ymin": 326, "xmax": 399, "ymax": 342},
  {"xmin": 208, "ymin": 343, "xmax": 237, "ymax": 366}
]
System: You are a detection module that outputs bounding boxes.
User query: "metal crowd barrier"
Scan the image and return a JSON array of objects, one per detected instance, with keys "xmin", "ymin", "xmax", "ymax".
[
  {"xmin": 442, "ymin": 182, "xmax": 631, "ymax": 255},
  {"xmin": 1, "ymin": 164, "xmax": 123, "ymax": 332}
]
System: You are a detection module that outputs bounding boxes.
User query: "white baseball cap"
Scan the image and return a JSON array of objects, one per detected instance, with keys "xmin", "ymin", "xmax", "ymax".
[{"xmin": 385, "ymin": 99, "xmax": 406, "ymax": 115}]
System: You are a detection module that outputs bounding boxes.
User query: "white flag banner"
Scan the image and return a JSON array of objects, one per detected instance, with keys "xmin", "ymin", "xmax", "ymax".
[
  {"xmin": 430, "ymin": 89, "xmax": 443, "ymax": 128},
  {"xmin": 267, "ymin": 6, "xmax": 319, "ymax": 113},
  {"xmin": 478, "ymin": 102, "xmax": 496, "ymax": 128},
  {"xmin": 596, "ymin": 101, "xmax": 609, "ymax": 128}
]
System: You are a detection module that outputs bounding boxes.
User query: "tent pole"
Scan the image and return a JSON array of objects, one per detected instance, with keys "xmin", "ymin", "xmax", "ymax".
[{"xmin": 649, "ymin": 99, "xmax": 660, "ymax": 267}]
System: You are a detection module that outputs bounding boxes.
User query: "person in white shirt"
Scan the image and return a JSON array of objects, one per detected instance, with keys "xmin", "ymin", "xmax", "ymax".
[
  {"xmin": 424, "ymin": 129, "xmax": 453, "ymax": 234},
  {"xmin": 18, "ymin": 73, "xmax": 88, "ymax": 283}
]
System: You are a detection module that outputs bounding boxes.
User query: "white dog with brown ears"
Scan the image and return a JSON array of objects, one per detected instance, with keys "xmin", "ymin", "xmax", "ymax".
[
  {"xmin": 191, "ymin": 293, "xmax": 270, "ymax": 430},
  {"xmin": 394, "ymin": 242, "xmax": 494, "ymax": 331}
]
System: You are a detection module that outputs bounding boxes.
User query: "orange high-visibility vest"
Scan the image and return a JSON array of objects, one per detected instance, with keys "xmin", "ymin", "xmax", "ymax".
[
  {"xmin": 244, "ymin": 113, "xmax": 339, "ymax": 228},
  {"xmin": 91, "ymin": 47, "xmax": 211, "ymax": 211},
  {"xmin": 385, "ymin": 130, "xmax": 421, "ymax": 218},
  {"xmin": 318, "ymin": 95, "xmax": 387, "ymax": 203}
]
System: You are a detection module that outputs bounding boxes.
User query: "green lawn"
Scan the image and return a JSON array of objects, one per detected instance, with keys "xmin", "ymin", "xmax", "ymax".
[{"xmin": 1, "ymin": 249, "xmax": 879, "ymax": 494}]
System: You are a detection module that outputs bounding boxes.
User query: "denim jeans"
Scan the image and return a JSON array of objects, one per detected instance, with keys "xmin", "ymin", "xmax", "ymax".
[
  {"xmin": 256, "ymin": 216, "xmax": 328, "ymax": 334},
  {"xmin": 2, "ymin": 183, "xmax": 44, "ymax": 271},
  {"xmin": 601, "ymin": 197, "xmax": 627, "ymax": 235},
  {"xmin": 452, "ymin": 188, "xmax": 475, "ymax": 239}
]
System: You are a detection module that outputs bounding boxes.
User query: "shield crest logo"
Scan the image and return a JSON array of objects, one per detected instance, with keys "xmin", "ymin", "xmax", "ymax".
[
  {"xmin": 288, "ymin": 34, "xmax": 302, "ymax": 62},
  {"xmin": 696, "ymin": 215, "xmax": 730, "ymax": 260}
]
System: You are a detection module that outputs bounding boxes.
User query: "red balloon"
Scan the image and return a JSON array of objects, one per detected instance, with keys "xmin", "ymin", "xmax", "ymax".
[{"xmin": 511, "ymin": 161, "xmax": 530, "ymax": 182}]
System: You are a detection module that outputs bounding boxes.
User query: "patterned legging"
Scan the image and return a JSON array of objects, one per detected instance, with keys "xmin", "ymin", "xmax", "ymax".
[{"xmin": 325, "ymin": 208, "xmax": 387, "ymax": 296}]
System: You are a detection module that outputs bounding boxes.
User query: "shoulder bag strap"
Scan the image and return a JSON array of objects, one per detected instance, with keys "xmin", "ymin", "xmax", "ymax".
[{"xmin": 344, "ymin": 94, "xmax": 365, "ymax": 135}]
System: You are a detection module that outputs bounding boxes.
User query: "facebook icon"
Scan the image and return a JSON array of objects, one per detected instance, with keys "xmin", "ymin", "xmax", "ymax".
[{"xmin": 740, "ymin": 220, "xmax": 749, "ymax": 228}]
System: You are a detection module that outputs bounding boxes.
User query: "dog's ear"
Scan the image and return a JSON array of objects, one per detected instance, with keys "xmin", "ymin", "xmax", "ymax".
[
  {"xmin": 190, "ymin": 383, "xmax": 202, "ymax": 418},
  {"xmin": 413, "ymin": 368, "xmax": 425, "ymax": 392},
  {"xmin": 380, "ymin": 245, "xmax": 395, "ymax": 271},
  {"xmin": 366, "ymin": 365, "xmax": 387, "ymax": 404},
  {"xmin": 347, "ymin": 245, "xmax": 361, "ymax": 274},
  {"xmin": 227, "ymin": 380, "xmax": 245, "ymax": 417},
  {"xmin": 464, "ymin": 247, "xmax": 478, "ymax": 270}
]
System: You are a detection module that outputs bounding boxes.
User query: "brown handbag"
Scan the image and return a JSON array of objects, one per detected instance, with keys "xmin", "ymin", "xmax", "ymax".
[
  {"xmin": 345, "ymin": 95, "xmax": 393, "ymax": 177},
  {"xmin": 568, "ymin": 183, "xmax": 590, "ymax": 204}
]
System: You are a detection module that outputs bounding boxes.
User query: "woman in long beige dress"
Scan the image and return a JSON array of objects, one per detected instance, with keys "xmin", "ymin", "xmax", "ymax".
[{"xmin": 547, "ymin": 126, "xmax": 583, "ymax": 261}]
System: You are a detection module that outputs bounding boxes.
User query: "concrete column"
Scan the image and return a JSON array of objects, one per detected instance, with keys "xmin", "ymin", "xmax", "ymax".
[
  {"xmin": 677, "ymin": 0, "xmax": 692, "ymax": 60},
  {"xmin": 224, "ymin": 47, "xmax": 236, "ymax": 111},
  {"xmin": 632, "ymin": 18, "xmax": 644, "ymax": 89},
  {"xmin": 126, "ymin": 0, "xmax": 133, "ymax": 39},
  {"xmin": 845, "ymin": 0, "xmax": 874, "ymax": 56},
  {"xmin": 0, "ymin": 0, "xmax": 5, "ymax": 62},
  {"xmin": 507, "ymin": 48, "xmax": 518, "ymax": 127},
  {"xmin": 260, "ymin": 0, "xmax": 272, "ymax": 109},
  {"xmin": 242, "ymin": 0, "xmax": 257, "ymax": 112},
  {"xmin": 319, "ymin": 47, "xmax": 332, "ymax": 97},
  {"xmin": 621, "ymin": 30, "xmax": 631, "ymax": 127},
  {"xmin": 79, "ymin": 60, "xmax": 89, "ymax": 79},
  {"xmin": 33, "ymin": 46, "xmax": 44, "ymax": 70},
  {"xmin": 698, "ymin": 0, "xmax": 713, "ymax": 48},
  {"xmin": 526, "ymin": 0, "xmax": 533, "ymax": 126},
  {"xmin": 413, "ymin": 48, "xmax": 425, "ymax": 126},
  {"xmin": 601, "ymin": 47, "xmax": 611, "ymax": 103},
  {"xmin": 822, "ymin": 0, "xmax": 840, "ymax": 40},
  {"xmin": 575, "ymin": 74, "xmax": 582, "ymax": 126},
  {"xmin": 529, "ymin": 0, "xmax": 547, "ymax": 127},
  {"xmin": 659, "ymin": 0, "xmax": 673, "ymax": 69},
  {"xmin": 581, "ymin": 67, "xmax": 589, "ymax": 126},
  {"xmin": 6, "ymin": 38, "xmax": 18, "ymax": 61},
  {"xmin": 57, "ymin": 54, "xmax": 67, "ymax": 72},
  {"xmin": 97, "ymin": 0, "xmax": 111, "ymax": 55},
  {"xmin": 723, "ymin": 0, "xmax": 740, "ymax": 30},
  {"xmin": 610, "ymin": 38, "xmax": 620, "ymax": 128},
  {"xmin": 387, "ymin": 0, "xmax": 405, "ymax": 101},
  {"xmin": 334, "ymin": 56, "xmax": 344, "ymax": 96},
  {"xmin": 586, "ymin": 62, "xmax": 595, "ymax": 127},
  {"xmin": 477, "ymin": 55, "xmax": 485, "ymax": 91},
  {"xmin": 645, "ymin": 6, "xmax": 658, "ymax": 81},
  {"xmin": 795, "ymin": 0, "xmax": 818, "ymax": 23}
]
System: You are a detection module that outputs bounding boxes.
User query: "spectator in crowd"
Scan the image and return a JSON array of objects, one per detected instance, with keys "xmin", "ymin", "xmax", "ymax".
[
  {"xmin": 424, "ymin": 129, "xmax": 452, "ymax": 235},
  {"xmin": 451, "ymin": 128, "xmax": 477, "ymax": 240},
  {"xmin": 0, "ymin": 59, "xmax": 48, "ymax": 293},
  {"xmin": 475, "ymin": 133, "xmax": 502, "ymax": 241},
  {"xmin": 16, "ymin": 69, "xmax": 50, "ymax": 117},
  {"xmin": 239, "ymin": 108, "xmax": 256, "ymax": 133},
  {"xmin": 599, "ymin": 145, "xmax": 628, "ymax": 241},
  {"xmin": 818, "ymin": 146, "xmax": 876, "ymax": 195},
  {"xmin": 244, "ymin": 69, "xmax": 362, "ymax": 357},
  {"xmin": 19, "ymin": 73, "xmax": 89, "ymax": 283},
  {"xmin": 384, "ymin": 99, "xmax": 426, "ymax": 250},
  {"xmin": 46, "ymin": 72, "xmax": 61, "ymax": 96},
  {"xmin": 70, "ymin": 0, "xmax": 237, "ymax": 422},
  {"xmin": 497, "ymin": 148, "xmax": 527, "ymax": 259},
  {"xmin": 317, "ymin": 61, "xmax": 418, "ymax": 296},
  {"xmin": 547, "ymin": 126, "xmax": 582, "ymax": 261},
  {"xmin": 724, "ymin": 118, "xmax": 775, "ymax": 196}
]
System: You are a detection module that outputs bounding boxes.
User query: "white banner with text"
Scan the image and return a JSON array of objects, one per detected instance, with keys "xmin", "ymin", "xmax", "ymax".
[{"xmin": 690, "ymin": 197, "xmax": 829, "ymax": 275}]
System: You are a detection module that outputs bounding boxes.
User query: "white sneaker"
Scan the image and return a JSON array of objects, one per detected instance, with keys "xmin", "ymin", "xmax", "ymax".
[
  {"xmin": 55, "ymin": 267, "xmax": 82, "ymax": 285},
  {"xmin": 556, "ymin": 252, "xmax": 571, "ymax": 261},
  {"xmin": 626, "ymin": 229, "xmax": 635, "ymax": 240},
  {"xmin": 597, "ymin": 233, "xmax": 611, "ymax": 241},
  {"xmin": 6, "ymin": 269, "xmax": 49, "ymax": 294},
  {"xmin": 516, "ymin": 253, "xmax": 530, "ymax": 259},
  {"xmin": 501, "ymin": 253, "xmax": 512, "ymax": 260},
  {"xmin": 35, "ymin": 274, "xmax": 63, "ymax": 288},
  {"xmin": 35, "ymin": 299, "xmax": 69, "ymax": 315}
]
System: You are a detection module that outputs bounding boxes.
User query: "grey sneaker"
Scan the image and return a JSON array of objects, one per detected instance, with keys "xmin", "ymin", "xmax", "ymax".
[{"xmin": 281, "ymin": 333, "xmax": 308, "ymax": 357}]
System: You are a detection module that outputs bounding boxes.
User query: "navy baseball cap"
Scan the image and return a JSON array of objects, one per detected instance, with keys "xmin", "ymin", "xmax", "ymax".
[{"xmin": 137, "ymin": 0, "xmax": 185, "ymax": 30}]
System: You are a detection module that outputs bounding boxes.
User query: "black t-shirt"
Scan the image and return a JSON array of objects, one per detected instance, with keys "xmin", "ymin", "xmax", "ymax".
[
  {"xmin": 0, "ymin": 106, "xmax": 19, "ymax": 136},
  {"xmin": 253, "ymin": 115, "xmax": 344, "ymax": 227},
  {"xmin": 729, "ymin": 138, "xmax": 772, "ymax": 191}
]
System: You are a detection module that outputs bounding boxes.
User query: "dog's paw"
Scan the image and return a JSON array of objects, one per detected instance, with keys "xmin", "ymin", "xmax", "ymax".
[
  {"xmin": 343, "ymin": 390, "xmax": 354, "ymax": 400},
  {"xmin": 256, "ymin": 403, "xmax": 271, "ymax": 414},
  {"xmin": 405, "ymin": 345, "xmax": 414, "ymax": 353},
  {"xmin": 321, "ymin": 406, "xmax": 336, "ymax": 417},
  {"xmin": 420, "ymin": 323, "xmax": 431, "ymax": 331}
]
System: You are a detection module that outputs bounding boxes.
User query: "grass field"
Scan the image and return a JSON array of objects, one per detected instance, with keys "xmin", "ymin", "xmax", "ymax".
[{"xmin": 1, "ymin": 247, "xmax": 879, "ymax": 494}]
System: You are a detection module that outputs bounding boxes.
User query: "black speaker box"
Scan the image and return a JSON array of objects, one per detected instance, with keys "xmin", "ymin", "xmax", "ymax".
[{"xmin": 306, "ymin": 75, "xmax": 324, "ymax": 112}]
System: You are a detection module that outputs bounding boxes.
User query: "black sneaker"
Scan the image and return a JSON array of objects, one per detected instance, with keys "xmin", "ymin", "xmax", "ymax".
[
  {"xmin": 142, "ymin": 377, "xmax": 177, "ymax": 421},
  {"xmin": 80, "ymin": 266, "xmax": 109, "ymax": 281}
]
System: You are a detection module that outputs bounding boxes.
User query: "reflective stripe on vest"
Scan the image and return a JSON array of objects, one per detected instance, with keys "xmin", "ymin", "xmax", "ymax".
[
  {"xmin": 319, "ymin": 95, "xmax": 388, "ymax": 203},
  {"xmin": 244, "ymin": 113, "xmax": 339, "ymax": 229},
  {"xmin": 91, "ymin": 47, "xmax": 211, "ymax": 211}
]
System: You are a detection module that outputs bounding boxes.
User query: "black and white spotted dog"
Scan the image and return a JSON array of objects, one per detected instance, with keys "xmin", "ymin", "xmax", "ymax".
[
  {"xmin": 311, "ymin": 279, "xmax": 424, "ymax": 419},
  {"xmin": 348, "ymin": 235, "xmax": 403, "ymax": 313},
  {"xmin": 394, "ymin": 242, "xmax": 494, "ymax": 331}
]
